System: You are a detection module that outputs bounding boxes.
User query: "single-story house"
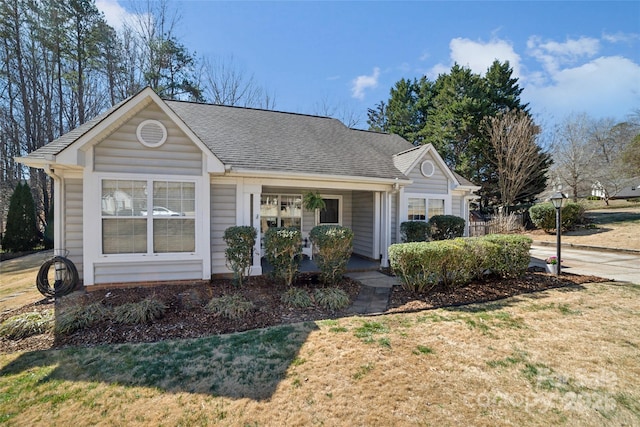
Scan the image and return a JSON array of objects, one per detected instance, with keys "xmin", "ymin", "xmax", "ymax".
[{"xmin": 17, "ymin": 87, "xmax": 480, "ymax": 287}]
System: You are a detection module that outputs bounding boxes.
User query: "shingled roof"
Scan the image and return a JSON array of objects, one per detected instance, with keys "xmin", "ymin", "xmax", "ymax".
[
  {"xmin": 164, "ymin": 100, "xmax": 412, "ymax": 181},
  {"xmin": 20, "ymin": 88, "xmax": 477, "ymax": 187}
]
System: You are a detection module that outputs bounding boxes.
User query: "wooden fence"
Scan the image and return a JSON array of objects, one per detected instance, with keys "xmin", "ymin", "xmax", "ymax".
[{"xmin": 468, "ymin": 213, "xmax": 525, "ymax": 237}]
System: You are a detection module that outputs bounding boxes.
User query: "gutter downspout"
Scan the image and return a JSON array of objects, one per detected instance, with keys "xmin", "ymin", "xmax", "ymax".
[{"xmin": 44, "ymin": 165, "xmax": 64, "ymax": 256}]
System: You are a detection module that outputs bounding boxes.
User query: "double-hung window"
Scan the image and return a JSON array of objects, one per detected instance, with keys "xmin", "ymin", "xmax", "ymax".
[
  {"xmin": 407, "ymin": 197, "xmax": 446, "ymax": 222},
  {"xmin": 260, "ymin": 194, "xmax": 302, "ymax": 233},
  {"xmin": 101, "ymin": 179, "xmax": 195, "ymax": 255}
]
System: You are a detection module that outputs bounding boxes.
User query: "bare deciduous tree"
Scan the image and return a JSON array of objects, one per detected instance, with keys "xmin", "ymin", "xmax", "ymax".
[
  {"xmin": 485, "ymin": 109, "xmax": 548, "ymax": 206},
  {"xmin": 200, "ymin": 55, "xmax": 275, "ymax": 109}
]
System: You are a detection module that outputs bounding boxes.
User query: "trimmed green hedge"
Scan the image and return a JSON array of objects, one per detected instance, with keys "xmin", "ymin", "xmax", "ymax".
[
  {"xmin": 400, "ymin": 221, "xmax": 430, "ymax": 242},
  {"xmin": 529, "ymin": 202, "xmax": 584, "ymax": 232},
  {"xmin": 389, "ymin": 234, "xmax": 532, "ymax": 292}
]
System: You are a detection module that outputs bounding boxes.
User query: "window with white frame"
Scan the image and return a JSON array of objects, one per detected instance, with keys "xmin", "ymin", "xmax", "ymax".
[
  {"xmin": 407, "ymin": 197, "xmax": 446, "ymax": 221},
  {"xmin": 101, "ymin": 179, "xmax": 195, "ymax": 254},
  {"xmin": 319, "ymin": 197, "xmax": 340, "ymax": 224},
  {"xmin": 260, "ymin": 194, "xmax": 302, "ymax": 233}
]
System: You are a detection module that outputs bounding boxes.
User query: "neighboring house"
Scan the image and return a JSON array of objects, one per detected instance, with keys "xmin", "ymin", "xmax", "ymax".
[
  {"xmin": 591, "ymin": 180, "xmax": 639, "ymax": 200},
  {"xmin": 17, "ymin": 87, "xmax": 479, "ymax": 287}
]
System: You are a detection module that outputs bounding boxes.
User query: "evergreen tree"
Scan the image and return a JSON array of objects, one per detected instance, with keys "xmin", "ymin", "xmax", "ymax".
[
  {"xmin": 44, "ymin": 200, "xmax": 54, "ymax": 249},
  {"xmin": 2, "ymin": 182, "xmax": 40, "ymax": 252}
]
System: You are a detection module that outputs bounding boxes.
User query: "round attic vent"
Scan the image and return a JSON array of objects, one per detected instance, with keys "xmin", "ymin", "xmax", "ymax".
[
  {"xmin": 421, "ymin": 160, "xmax": 435, "ymax": 177},
  {"xmin": 136, "ymin": 119, "xmax": 167, "ymax": 148}
]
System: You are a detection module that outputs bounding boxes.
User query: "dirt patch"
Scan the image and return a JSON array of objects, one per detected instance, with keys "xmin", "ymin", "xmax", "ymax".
[{"xmin": 1, "ymin": 268, "xmax": 610, "ymax": 355}]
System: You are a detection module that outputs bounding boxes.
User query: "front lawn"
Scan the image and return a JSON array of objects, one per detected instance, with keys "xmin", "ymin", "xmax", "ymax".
[{"xmin": 1, "ymin": 282, "xmax": 638, "ymax": 426}]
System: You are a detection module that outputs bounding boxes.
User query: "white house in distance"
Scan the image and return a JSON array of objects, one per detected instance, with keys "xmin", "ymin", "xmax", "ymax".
[{"xmin": 17, "ymin": 87, "xmax": 479, "ymax": 288}]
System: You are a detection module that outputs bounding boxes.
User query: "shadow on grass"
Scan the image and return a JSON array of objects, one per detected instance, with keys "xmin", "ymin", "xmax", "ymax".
[
  {"xmin": 0, "ymin": 321, "xmax": 318, "ymax": 400},
  {"xmin": 587, "ymin": 210, "xmax": 640, "ymax": 225}
]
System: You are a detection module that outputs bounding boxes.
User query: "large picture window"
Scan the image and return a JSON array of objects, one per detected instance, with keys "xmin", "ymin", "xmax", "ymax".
[{"xmin": 101, "ymin": 179, "xmax": 195, "ymax": 254}]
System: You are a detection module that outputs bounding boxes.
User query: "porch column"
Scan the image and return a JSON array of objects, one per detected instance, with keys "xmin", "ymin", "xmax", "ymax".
[
  {"xmin": 380, "ymin": 191, "xmax": 392, "ymax": 268},
  {"xmin": 239, "ymin": 182, "xmax": 263, "ymax": 276}
]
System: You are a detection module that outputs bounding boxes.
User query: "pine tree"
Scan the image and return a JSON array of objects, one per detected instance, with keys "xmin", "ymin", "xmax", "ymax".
[{"xmin": 2, "ymin": 182, "xmax": 40, "ymax": 252}]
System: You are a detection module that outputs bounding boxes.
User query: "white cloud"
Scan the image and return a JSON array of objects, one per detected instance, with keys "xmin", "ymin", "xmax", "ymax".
[
  {"xmin": 96, "ymin": 0, "xmax": 136, "ymax": 31},
  {"xmin": 524, "ymin": 56, "xmax": 640, "ymax": 120},
  {"xmin": 602, "ymin": 31, "xmax": 640, "ymax": 44},
  {"xmin": 527, "ymin": 36, "xmax": 600, "ymax": 75},
  {"xmin": 351, "ymin": 67, "xmax": 380, "ymax": 100},
  {"xmin": 426, "ymin": 37, "xmax": 521, "ymax": 79}
]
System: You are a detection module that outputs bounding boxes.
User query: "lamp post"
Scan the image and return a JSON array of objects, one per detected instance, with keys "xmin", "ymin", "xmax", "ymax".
[{"xmin": 550, "ymin": 192, "xmax": 565, "ymax": 276}]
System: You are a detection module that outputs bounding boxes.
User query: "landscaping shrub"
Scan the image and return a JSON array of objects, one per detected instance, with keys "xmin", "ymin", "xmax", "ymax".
[
  {"xmin": 428, "ymin": 215, "xmax": 465, "ymax": 240},
  {"xmin": 223, "ymin": 226, "xmax": 257, "ymax": 286},
  {"xmin": 483, "ymin": 234, "xmax": 532, "ymax": 278},
  {"xmin": 264, "ymin": 227, "xmax": 302, "ymax": 286},
  {"xmin": 313, "ymin": 287, "xmax": 350, "ymax": 311},
  {"xmin": 309, "ymin": 225, "xmax": 354, "ymax": 286},
  {"xmin": 112, "ymin": 297, "xmax": 167, "ymax": 324},
  {"xmin": 400, "ymin": 221, "xmax": 430, "ymax": 242},
  {"xmin": 54, "ymin": 302, "xmax": 108, "ymax": 335},
  {"xmin": 389, "ymin": 234, "xmax": 532, "ymax": 292},
  {"xmin": 529, "ymin": 202, "xmax": 583, "ymax": 232},
  {"xmin": 388, "ymin": 242, "xmax": 441, "ymax": 293},
  {"xmin": 0, "ymin": 310, "xmax": 53, "ymax": 339},
  {"xmin": 281, "ymin": 287, "xmax": 313, "ymax": 308},
  {"xmin": 560, "ymin": 203, "xmax": 584, "ymax": 230},
  {"xmin": 206, "ymin": 294, "xmax": 254, "ymax": 319}
]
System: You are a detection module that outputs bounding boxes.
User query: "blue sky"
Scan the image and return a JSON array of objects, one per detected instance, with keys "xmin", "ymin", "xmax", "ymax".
[{"xmin": 98, "ymin": 1, "xmax": 640, "ymax": 130}]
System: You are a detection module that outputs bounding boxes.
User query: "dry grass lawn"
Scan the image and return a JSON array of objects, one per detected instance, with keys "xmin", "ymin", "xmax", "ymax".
[
  {"xmin": 1, "ymin": 281, "xmax": 638, "ymax": 426},
  {"xmin": 0, "ymin": 250, "xmax": 52, "ymax": 315},
  {"xmin": 526, "ymin": 203, "xmax": 640, "ymax": 250}
]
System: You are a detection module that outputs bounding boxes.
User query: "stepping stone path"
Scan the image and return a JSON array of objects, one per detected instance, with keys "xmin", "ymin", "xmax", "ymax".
[{"xmin": 345, "ymin": 271, "xmax": 398, "ymax": 315}]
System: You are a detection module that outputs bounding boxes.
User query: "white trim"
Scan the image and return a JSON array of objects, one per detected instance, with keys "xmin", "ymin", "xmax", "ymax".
[
  {"xmin": 231, "ymin": 170, "xmax": 411, "ymax": 189},
  {"xmin": 420, "ymin": 160, "xmax": 435, "ymax": 177},
  {"xmin": 136, "ymin": 119, "xmax": 167, "ymax": 148},
  {"xmin": 316, "ymin": 194, "xmax": 343, "ymax": 225},
  {"xmin": 373, "ymin": 192, "xmax": 381, "ymax": 260},
  {"xmin": 401, "ymin": 192, "xmax": 453, "ymax": 223},
  {"xmin": 402, "ymin": 144, "xmax": 460, "ymax": 187},
  {"xmin": 83, "ymin": 166, "xmax": 209, "ymax": 285}
]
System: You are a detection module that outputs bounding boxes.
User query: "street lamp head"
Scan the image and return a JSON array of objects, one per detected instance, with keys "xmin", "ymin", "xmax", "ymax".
[{"xmin": 549, "ymin": 191, "xmax": 565, "ymax": 209}]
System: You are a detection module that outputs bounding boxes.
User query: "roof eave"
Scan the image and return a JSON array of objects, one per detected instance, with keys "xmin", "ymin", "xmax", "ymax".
[{"xmin": 226, "ymin": 168, "xmax": 412, "ymax": 186}]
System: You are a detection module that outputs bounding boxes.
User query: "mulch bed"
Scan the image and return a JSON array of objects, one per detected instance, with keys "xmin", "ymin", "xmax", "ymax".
[{"xmin": 1, "ymin": 269, "xmax": 610, "ymax": 355}]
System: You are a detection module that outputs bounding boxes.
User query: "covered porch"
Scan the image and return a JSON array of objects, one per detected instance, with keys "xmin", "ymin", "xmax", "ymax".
[{"xmin": 261, "ymin": 253, "xmax": 381, "ymax": 274}]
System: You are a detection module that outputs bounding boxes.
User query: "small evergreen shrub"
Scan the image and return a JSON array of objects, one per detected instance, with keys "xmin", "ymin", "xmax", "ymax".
[
  {"xmin": 2, "ymin": 182, "xmax": 40, "ymax": 252},
  {"xmin": 0, "ymin": 310, "xmax": 54, "ymax": 339},
  {"xmin": 313, "ymin": 287, "xmax": 350, "ymax": 311},
  {"xmin": 206, "ymin": 294, "xmax": 254, "ymax": 319},
  {"xmin": 111, "ymin": 297, "xmax": 167, "ymax": 324},
  {"xmin": 529, "ymin": 202, "xmax": 583, "ymax": 232},
  {"xmin": 561, "ymin": 203, "xmax": 584, "ymax": 230},
  {"xmin": 400, "ymin": 221, "xmax": 430, "ymax": 242},
  {"xmin": 428, "ymin": 215, "xmax": 465, "ymax": 240},
  {"xmin": 309, "ymin": 225, "xmax": 354, "ymax": 286},
  {"xmin": 388, "ymin": 242, "xmax": 440, "ymax": 293},
  {"xmin": 281, "ymin": 287, "xmax": 313, "ymax": 308},
  {"xmin": 223, "ymin": 226, "xmax": 257, "ymax": 286},
  {"xmin": 459, "ymin": 237, "xmax": 500, "ymax": 280},
  {"xmin": 264, "ymin": 227, "xmax": 302, "ymax": 286}
]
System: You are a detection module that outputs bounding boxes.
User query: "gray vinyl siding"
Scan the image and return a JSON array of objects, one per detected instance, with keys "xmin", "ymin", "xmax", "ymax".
[
  {"xmin": 94, "ymin": 259, "xmax": 203, "ymax": 284},
  {"xmin": 404, "ymin": 152, "xmax": 449, "ymax": 194},
  {"xmin": 211, "ymin": 183, "xmax": 236, "ymax": 274},
  {"xmin": 94, "ymin": 104, "xmax": 203, "ymax": 175},
  {"xmin": 352, "ymin": 191, "xmax": 375, "ymax": 258},
  {"xmin": 452, "ymin": 196, "xmax": 462, "ymax": 219},
  {"xmin": 64, "ymin": 179, "xmax": 83, "ymax": 279}
]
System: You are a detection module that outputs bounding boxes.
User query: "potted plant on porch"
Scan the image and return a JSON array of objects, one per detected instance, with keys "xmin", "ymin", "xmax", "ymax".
[{"xmin": 302, "ymin": 191, "xmax": 326, "ymax": 259}]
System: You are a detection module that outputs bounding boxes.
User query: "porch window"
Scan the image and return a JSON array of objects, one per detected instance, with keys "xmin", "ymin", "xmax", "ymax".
[
  {"xmin": 407, "ymin": 197, "xmax": 445, "ymax": 221},
  {"xmin": 319, "ymin": 198, "xmax": 340, "ymax": 224},
  {"xmin": 260, "ymin": 194, "xmax": 302, "ymax": 233},
  {"xmin": 101, "ymin": 179, "xmax": 195, "ymax": 254}
]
